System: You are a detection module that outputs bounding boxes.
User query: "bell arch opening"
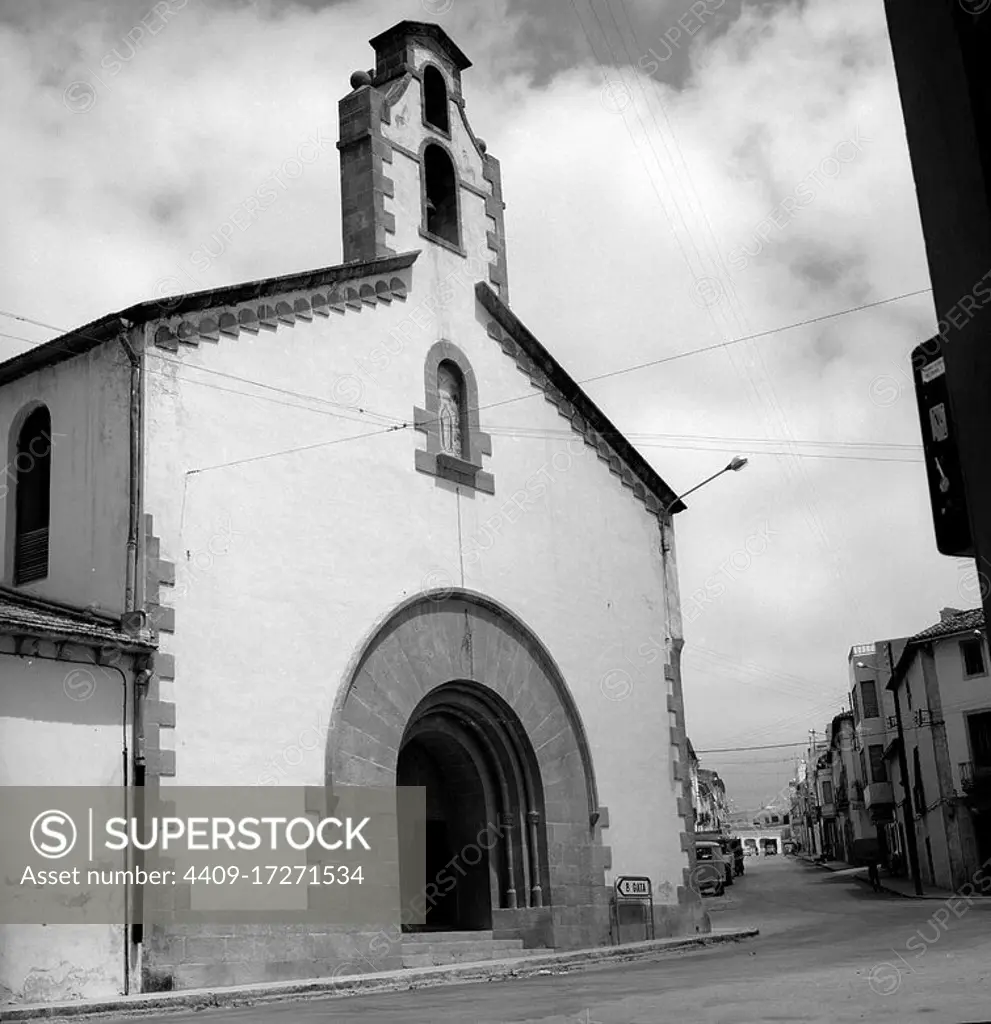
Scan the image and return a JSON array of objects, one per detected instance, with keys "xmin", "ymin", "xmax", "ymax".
[{"xmin": 397, "ymin": 682, "xmax": 548, "ymax": 933}]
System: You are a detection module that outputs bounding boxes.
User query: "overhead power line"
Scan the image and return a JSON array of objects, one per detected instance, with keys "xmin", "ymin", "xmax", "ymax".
[{"xmin": 695, "ymin": 741, "xmax": 809, "ymax": 753}]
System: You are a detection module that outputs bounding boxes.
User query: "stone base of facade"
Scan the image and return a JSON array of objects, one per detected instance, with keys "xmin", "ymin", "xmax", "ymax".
[{"xmin": 141, "ymin": 897, "xmax": 710, "ymax": 992}]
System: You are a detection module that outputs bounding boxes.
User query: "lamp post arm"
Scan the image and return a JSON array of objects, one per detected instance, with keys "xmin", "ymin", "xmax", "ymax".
[{"xmin": 664, "ymin": 467, "xmax": 729, "ymax": 517}]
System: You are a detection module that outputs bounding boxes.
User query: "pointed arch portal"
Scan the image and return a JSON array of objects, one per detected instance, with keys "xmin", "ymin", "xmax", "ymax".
[{"xmin": 327, "ymin": 590, "xmax": 608, "ymax": 944}]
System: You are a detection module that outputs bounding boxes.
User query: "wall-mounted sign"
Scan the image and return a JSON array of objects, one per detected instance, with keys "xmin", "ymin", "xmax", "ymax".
[
  {"xmin": 913, "ymin": 336, "xmax": 973, "ymax": 557},
  {"xmin": 615, "ymin": 876, "xmax": 652, "ymax": 899}
]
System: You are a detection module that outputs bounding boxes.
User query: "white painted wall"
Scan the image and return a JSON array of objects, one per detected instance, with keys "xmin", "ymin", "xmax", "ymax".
[
  {"xmin": 142, "ymin": 262, "xmax": 683, "ymax": 899},
  {"xmin": 0, "ymin": 655, "xmax": 127, "ymax": 1003},
  {"xmin": 0, "ymin": 343, "xmax": 131, "ymax": 615},
  {"xmin": 933, "ymin": 631, "xmax": 991, "ymax": 792}
]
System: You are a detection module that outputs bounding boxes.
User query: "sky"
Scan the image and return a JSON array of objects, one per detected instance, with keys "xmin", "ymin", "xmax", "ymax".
[{"xmin": 0, "ymin": 0, "xmax": 973, "ymax": 811}]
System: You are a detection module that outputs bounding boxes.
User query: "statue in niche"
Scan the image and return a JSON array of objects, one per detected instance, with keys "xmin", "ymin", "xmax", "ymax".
[{"xmin": 437, "ymin": 362, "xmax": 464, "ymax": 458}]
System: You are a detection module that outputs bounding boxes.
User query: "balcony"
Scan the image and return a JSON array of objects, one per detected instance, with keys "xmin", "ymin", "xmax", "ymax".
[
  {"xmin": 864, "ymin": 781, "xmax": 894, "ymax": 811},
  {"xmin": 820, "ymin": 802, "xmax": 836, "ymax": 820},
  {"xmin": 915, "ymin": 709, "xmax": 942, "ymax": 728}
]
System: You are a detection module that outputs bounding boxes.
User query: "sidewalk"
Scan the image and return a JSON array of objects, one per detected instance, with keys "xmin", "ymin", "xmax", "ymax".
[
  {"xmin": 0, "ymin": 928, "xmax": 759, "ymax": 1022},
  {"xmin": 802, "ymin": 854, "xmax": 991, "ymax": 900}
]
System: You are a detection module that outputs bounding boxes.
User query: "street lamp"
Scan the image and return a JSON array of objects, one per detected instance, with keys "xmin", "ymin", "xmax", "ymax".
[{"xmin": 664, "ymin": 456, "xmax": 748, "ymax": 516}]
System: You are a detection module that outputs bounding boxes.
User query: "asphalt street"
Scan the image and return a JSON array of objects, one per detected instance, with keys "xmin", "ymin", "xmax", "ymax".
[{"xmin": 101, "ymin": 856, "xmax": 991, "ymax": 1023}]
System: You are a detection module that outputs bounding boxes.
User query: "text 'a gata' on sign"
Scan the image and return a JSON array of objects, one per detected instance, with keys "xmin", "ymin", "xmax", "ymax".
[{"xmin": 615, "ymin": 876, "xmax": 651, "ymax": 898}]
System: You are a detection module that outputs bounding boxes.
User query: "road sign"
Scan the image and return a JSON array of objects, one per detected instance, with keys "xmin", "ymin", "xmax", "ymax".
[
  {"xmin": 913, "ymin": 336, "xmax": 973, "ymax": 557},
  {"xmin": 615, "ymin": 876, "xmax": 651, "ymax": 899}
]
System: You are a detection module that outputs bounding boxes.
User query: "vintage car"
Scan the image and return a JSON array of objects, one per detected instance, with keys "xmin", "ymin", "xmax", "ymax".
[{"xmin": 693, "ymin": 841, "xmax": 727, "ymax": 897}]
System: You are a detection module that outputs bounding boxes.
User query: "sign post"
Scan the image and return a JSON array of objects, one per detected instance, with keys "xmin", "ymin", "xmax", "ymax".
[{"xmin": 612, "ymin": 875, "xmax": 654, "ymax": 942}]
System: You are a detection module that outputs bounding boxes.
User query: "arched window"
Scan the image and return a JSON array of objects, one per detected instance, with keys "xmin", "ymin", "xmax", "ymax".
[
  {"xmin": 423, "ymin": 144, "xmax": 459, "ymax": 247},
  {"xmin": 436, "ymin": 361, "xmax": 465, "ymax": 458},
  {"xmin": 13, "ymin": 405, "xmax": 52, "ymax": 584},
  {"xmin": 423, "ymin": 65, "xmax": 449, "ymax": 133}
]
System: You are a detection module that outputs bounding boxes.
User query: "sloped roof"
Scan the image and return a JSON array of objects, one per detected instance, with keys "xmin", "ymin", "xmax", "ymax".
[
  {"xmin": 477, "ymin": 283, "xmax": 683, "ymax": 514},
  {"xmin": 0, "ymin": 590, "xmax": 155, "ymax": 650},
  {"xmin": 887, "ymin": 606, "xmax": 985, "ymax": 690},
  {"xmin": 0, "ymin": 253, "xmax": 418, "ymax": 387},
  {"xmin": 369, "ymin": 21, "xmax": 472, "ymax": 71},
  {"xmin": 910, "ymin": 606, "xmax": 984, "ymax": 643}
]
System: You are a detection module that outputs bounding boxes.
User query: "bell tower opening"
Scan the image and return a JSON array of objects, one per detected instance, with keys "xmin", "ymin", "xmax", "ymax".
[
  {"xmin": 423, "ymin": 143, "xmax": 459, "ymax": 247},
  {"xmin": 338, "ymin": 20, "xmax": 510, "ymax": 298},
  {"xmin": 423, "ymin": 64, "xmax": 450, "ymax": 133}
]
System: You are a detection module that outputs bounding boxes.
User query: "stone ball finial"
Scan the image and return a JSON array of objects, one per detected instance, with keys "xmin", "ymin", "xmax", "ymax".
[
  {"xmin": 350, "ymin": 70, "xmax": 372, "ymax": 90},
  {"xmin": 476, "ymin": 138, "xmax": 487, "ymax": 154}
]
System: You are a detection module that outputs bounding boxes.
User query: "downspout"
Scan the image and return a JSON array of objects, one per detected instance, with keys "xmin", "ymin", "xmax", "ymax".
[
  {"xmin": 117, "ymin": 325, "xmax": 141, "ymax": 614},
  {"xmin": 116, "ymin": 324, "xmax": 144, "ymax": 992}
]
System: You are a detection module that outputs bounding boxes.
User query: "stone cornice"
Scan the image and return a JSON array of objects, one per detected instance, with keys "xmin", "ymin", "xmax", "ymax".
[
  {"xmin": 476, "ymin": 283, "xmax": 683, "ymax": 519},
  {"xmin": 150, "ymin": 269, "xmax": 411, "ymax": 351},
  {"xmin": 0, "ymin": 253, "xmax": 420, "ymax": 386}
]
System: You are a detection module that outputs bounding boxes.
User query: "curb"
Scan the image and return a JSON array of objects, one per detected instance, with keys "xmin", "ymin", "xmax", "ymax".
[
  {"xmin": 806, "ymin": 859, "xmax": 991, "ymax": 900},
  {"xmin": 0, "ymin": 929, "xmax": 759, "ymax": 1021},
  {"xmin": 851, "ymin": 873, "xmax": 991, "ymax": 901}
]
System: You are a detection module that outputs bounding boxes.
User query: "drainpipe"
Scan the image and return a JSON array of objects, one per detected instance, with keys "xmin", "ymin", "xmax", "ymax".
[
  {"xmin": 116, "ymin": 325, "xmax": 145, "ymax": 987},
  {"xmin": 117, "ymin": 326, "xmax": 141, "ymax": 614}
]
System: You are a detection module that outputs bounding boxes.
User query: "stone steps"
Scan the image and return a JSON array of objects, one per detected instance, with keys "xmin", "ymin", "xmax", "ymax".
[{"xmin": 401, "ymin": 930, "xmax": 531, "ymax": 968}]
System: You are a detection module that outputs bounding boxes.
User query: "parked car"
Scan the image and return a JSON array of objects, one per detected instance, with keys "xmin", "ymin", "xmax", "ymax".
[{"xmin": 693, "ymin": 841, "xmax": 727, "ymax": 897}]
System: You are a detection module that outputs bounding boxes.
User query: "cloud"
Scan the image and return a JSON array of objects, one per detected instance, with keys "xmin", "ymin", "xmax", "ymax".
[{"xmin": 0, "ymin": 0, "xmax": 965, "ymax": 809}]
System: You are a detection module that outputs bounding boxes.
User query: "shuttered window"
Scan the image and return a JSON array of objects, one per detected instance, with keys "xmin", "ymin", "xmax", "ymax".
[
  {"xmin": 13, "ymin": 406, "xmax": 52, "ymax": 585},
  {"xmin": 968, "ymin": 712, "xmax": 991, "ymax": 768},
  {"xmin": 861, "ymin": 681, "xmax": 880, "ymax": 719}
]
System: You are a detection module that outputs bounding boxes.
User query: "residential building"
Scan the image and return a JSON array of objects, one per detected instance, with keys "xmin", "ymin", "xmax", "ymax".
[
  {"xmin": 696, "ymin": 768, "xmax": 727, "ymax": 832},
  {"xmin": 0, "ymin": 20, "xmax": 706, "ymax": 1004},
  {"xmin": 885, "ymin": 608, "xmax": 991, "ymax": 891},
  {"xmin": 848, "ymin": 643, "xmax": 896, "ymax": 864},
  {"xmin": 687, "ymin": 738, "xmax": 701, "ymax": 829},
  {"xmin": 825, "ymin": 711, "xmax": 877, "ymax": 864},
  {"xmin": 796, "ymin": 736, "xmax": 829, "ymax": 858}
]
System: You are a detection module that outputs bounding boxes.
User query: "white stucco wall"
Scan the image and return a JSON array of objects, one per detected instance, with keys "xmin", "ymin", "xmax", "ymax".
[
  {"xmin": 142, "ymin": 271, "xmax": 684, "ymax": 909},
  {"xmin": 0, "ymin": 343, "xmax": 131, "ymax": 615},
  {"xmin": 933, "ymin": 632, "xmax": 991, "ymax": 792},
  {"xmin": 0, "ymin": 654, "xmax": 127, "ymax": 1003},
  {"xmin": 901, "ymin": 656, "xmax": 954, "ymax": 887}
]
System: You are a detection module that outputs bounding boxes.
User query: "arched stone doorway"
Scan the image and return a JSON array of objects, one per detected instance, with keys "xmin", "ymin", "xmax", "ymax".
[
  {"xmin": 326, "ymin": 590, "xmax": 610, "ymax": 949},
  {"xmin": 396, "ymin": 682, "xmax": 547, "ymax": 931}
]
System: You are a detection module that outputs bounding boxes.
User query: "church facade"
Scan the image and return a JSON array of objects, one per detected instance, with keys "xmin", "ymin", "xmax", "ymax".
[{"xmin": 0, "ymin": 21, "xmax": 705, "ymax": 1004}]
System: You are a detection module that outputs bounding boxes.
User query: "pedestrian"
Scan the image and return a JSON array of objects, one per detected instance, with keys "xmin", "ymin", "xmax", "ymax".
[{"xmin": 867, "ymin": 861, "xmax": 880, "ymax": 892}]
